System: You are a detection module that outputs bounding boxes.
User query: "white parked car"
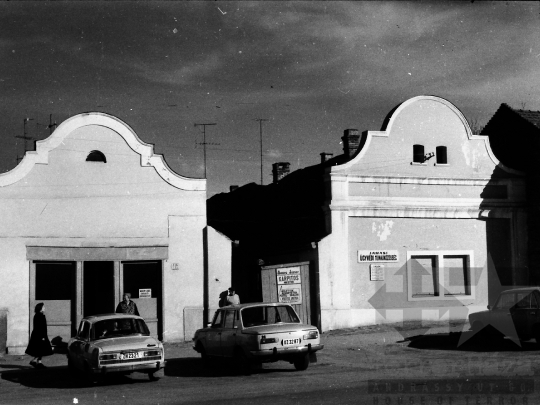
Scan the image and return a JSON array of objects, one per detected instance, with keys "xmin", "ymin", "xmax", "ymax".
[
  {"xmin": 193, "ymin": 302, "xmax": 323, "ymax": 373},
  {"xmin": 67, "ymin": 313, "xmax": 166, "ymax": 382}
]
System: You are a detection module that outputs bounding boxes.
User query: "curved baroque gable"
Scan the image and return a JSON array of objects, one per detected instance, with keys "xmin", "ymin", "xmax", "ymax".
[
  {"xmin": 336, "ymin": 95, "xmax": 523, "ymax": 176},
  {"xmin": 0, "ymin": 112, "xmax": 206, "ymax": 191}
]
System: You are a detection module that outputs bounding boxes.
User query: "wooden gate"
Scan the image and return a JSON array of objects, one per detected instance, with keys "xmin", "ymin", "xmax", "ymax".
[{"xmin": 260, "ymin": 262, "xmax": 312, "ymax": 325}]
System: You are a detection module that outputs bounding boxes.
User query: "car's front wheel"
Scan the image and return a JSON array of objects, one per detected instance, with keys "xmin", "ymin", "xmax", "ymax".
[
  {"xmin": 67, "ymin": 355, "xmax": 78, "ymax": 374},
  {"xmin": 84, "ymin": 363, "xmax": 100, "ymax": 384},
  {"xmin": 532, "ymin": 325, "xmax": 540, "ymax": 347},
  {"xmin": 148, "ymin": 368, "xmax": 163, "ymax": 381},
  {"xmin": 293, "ymin": 352, "xmax": 310, "ymax": 371}
]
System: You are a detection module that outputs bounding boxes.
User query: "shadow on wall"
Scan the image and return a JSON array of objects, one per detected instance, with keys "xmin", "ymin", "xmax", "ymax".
[{"xmin": 480, "ymin": 165, "xmax": 522, "ymax": 305}]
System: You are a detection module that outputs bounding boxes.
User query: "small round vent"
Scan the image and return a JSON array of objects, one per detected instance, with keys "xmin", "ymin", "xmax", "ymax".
[{"xmin": 86, "ymin": 150, "xmax": 106, "ymax": 163}]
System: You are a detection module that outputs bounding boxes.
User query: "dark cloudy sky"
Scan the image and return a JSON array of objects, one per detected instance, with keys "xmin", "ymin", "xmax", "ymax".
[{"xmin": 1, "ymin": 1, "xmax": 539, "ymax": 196}]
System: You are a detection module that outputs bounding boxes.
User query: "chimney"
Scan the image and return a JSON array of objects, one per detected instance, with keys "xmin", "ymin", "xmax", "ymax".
[
  {"xmin": 272, "ymin": 162, "xmax": 290, "ymax": 183},
  {"xmin": 320, "ymin": 152, "xmax": 334, "ymax": 164},
  {"xmin": 341, "ymin": 129, "xmax": 360, "ymax": 158},
  {"xmin": 230, "ymin": 185, "xmax": 239, "ymax": 192}
]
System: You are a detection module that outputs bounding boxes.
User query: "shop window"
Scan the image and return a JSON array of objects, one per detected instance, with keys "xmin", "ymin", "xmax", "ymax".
[
  {"xmin": 443, "ymin": 255, "xmax": 470, "ymax": 295},
  {"xmin": 35, "ymin": 261, "xmax": 75, "ymax": 300},
  {"xmin": 410, "ymin": 256, "xmax": 439, "ymax": 297},
  {"xmin": 413, "ymin": 144, "xmax": 425, "ymax": 163},
  {"xmin": 123, "ymin": 261, "xmax": 162, "ymax": 299},
  {"xmin": 86, "ymin": 150, "xmax": 107, "ymax": 163},
  {"xmin": 407, "ymin": 251, "xmax": 474, "ymax": 301},
  {"xmin": 436, "ymin": 146, "xmax": 448, "ymax": 165}
]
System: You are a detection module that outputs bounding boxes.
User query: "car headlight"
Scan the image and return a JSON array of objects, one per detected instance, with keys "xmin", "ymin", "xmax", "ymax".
[
  {"xmin": 144, "ymin": 350, "xmax": 161, "ymax": 357},
  {"xmin": 303, "ymin": 330, "xmax": 319, "ymax": 340}
]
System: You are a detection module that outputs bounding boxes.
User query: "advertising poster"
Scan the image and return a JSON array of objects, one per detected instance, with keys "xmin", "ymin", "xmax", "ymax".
[
  {"xmin": 276, "ymin": 267, "xmax": 301, "ymax": 284},
  {"xmin": 276, "ymin": 266, "xmax": 302, "ymax": 304},
  {"xmin": 278, "ymin": 284, "xmax": 302, "ymax": 304}
]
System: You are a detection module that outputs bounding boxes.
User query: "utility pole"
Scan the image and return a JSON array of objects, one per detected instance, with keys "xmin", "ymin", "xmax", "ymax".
[
  {"xmin": 254, "ymin": 118, "xmax": 268, "ymax": 185},
  {"xmin": 194, "ymin": 123, "xmax": 217, "ymax": 179},
  {"xmin": 15, "ymin": 117, "xmax": 34, "ymax": 163}
]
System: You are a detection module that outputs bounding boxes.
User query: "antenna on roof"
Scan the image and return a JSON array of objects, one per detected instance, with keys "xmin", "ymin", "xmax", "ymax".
[
  {"xmin": 15, "ymin": 117, "xmax": 34, "ymax": 163},
  {"xmin": 194, "ymin": 123, "xmax": 218, "ymax": 179}
]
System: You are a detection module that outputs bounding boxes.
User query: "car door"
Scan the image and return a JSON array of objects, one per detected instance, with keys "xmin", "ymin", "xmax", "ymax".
[
  {"xmin": 70, "ymin": 321, "xmax": 90, "ymax": 368},
  {"xmin": 490, "ymin": 292, "xmax": 518, "ymax": 340},
  {"xmin": 510, "ymin": 292, "xmax": 533, "ymax": 339},
  {"xmin": 220, "ymin": 309, "xmax": 238, "ymax": 357},
  {"xmin": 532, "ymin": 292, "xmax": 540, "ymax": 337},
  {"xmin": 205, "ymin": 310, "xmax": 224, "ymax": 356}
]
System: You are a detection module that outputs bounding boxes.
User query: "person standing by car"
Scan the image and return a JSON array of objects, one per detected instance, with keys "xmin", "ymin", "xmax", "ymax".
[
  {"xmin": 116, "ymin": 293, "xmax": 140, "ymax": 316},
  {"xmin": 26, "ymin": 303, "xmax": 53, "ymax": 369},
  {"xmin": 226, "ymin": 287, "xmax": 240, "ymax": 305}
]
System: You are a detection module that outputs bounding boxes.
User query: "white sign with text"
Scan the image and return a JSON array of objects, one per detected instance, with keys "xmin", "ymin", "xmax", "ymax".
[
  {"xmin": 139, "ymin": 289, "xmax": 152, "ymax": 298},
  {"xmin": 276, "ymin": 267, "xmax": 301, "ymax": 285},
  {"xmin": 358, "ymin": 250, "xmax": 399, "ymax": 263},
  {"xmin": 278, "ymin": 284, "xmax": 302, "ymax": 304},
  {"xmin": 370, "ymin": 264, "xmax": 385, "ymax": 281}
]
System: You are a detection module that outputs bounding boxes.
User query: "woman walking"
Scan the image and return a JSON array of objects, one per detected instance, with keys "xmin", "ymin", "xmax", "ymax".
[{"xmin": 25, "ymin": 303, "xmax": 53, "ymax": 368}]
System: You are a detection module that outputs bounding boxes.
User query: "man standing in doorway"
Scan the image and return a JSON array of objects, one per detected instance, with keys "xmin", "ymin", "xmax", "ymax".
[
  {"xmin": 116, "ymin": 293, "xmax": 140, "ymax": 316},
  {"xmin": 226, "ymin": 287, "xmax": 240, "ymax": 306}
]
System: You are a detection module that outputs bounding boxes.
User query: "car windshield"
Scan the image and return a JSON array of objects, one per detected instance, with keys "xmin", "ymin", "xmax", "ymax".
[
  {"xmin": 494, "ymin": 293, "xmax": 516, "ymax": 310},
  {"xmin": 93, "ymin": 318, "xmax": 150, "ymax": 340},
  {"xmin": 241, "ymin": 305, "xmax": 300, "ymax": 327}
]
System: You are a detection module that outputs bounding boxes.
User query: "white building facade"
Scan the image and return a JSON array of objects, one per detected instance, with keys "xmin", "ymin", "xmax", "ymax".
[
  {"xmin": 318, "ymin": 96, "xmax": 528, "ymax": 331},
  {"xmin": 0, "ymin": 112, "xmax": 230, "ymax": 354}
]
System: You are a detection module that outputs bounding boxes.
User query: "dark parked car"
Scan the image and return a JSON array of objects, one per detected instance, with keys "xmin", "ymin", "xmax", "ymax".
[{"xmin": 469, "ymin": 287, "xmax": 540, "ymax": 343}]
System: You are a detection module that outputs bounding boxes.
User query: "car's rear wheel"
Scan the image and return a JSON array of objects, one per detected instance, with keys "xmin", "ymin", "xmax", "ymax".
[
  {"xmin": 293, "ymin": 352, "xmax": 310, "ymax": 371},
  {"xmin": 197, "ymin": 343, "xmax": 212, "ymax": 369},
  {"xmin": 234, "ymin": 349, "xmax": 252, "ymax": 375}
]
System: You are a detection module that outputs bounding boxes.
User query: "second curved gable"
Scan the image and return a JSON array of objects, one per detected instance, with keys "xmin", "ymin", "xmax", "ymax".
[{"xmin": 334, "ymin": 96, "xmax": 521, "ymax": 178}]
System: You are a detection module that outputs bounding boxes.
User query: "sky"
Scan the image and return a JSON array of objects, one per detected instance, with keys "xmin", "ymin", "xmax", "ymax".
[{"xmin": 1, "ymin": 1, "xmax": 540, "ymax": 196}]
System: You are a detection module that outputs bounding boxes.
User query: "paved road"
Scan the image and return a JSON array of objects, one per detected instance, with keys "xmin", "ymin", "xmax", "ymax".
[{"xmin": 1, "ymin": 322, "xmax": 539, "ymax": 405}]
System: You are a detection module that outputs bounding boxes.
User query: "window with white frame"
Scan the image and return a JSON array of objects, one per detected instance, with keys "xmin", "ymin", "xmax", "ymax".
[{"xmin": 407, "ymin": 251, "xmax": 474, "ymax": 301}]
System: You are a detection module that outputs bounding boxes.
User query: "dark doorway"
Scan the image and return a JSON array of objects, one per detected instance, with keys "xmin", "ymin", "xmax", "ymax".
[
  {"xmin": 83, "ymin": 261, "xmax": 115, "ymax": 317},
  {"xmin": 123, "ymin": 261, "xmax": 163, "ymax": 340},
  {"xmin": 33, "ymin": 261, "xmax": 76, "ymax": 340}
]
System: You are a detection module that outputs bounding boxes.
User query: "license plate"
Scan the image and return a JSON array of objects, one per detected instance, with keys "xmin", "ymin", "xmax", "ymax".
[
  {"xmin": 120, "ymin": 351, "xmax": 142, "ymax": 360},
  {"xmin": 282, "ymin": 338, "xmax": 301, "ymax": 346}
]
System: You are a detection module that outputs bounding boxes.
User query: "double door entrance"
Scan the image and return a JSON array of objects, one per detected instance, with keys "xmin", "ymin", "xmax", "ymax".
[{"xmin": 30, "ymin": 260, "xmax": 163, "ymax": 344}]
